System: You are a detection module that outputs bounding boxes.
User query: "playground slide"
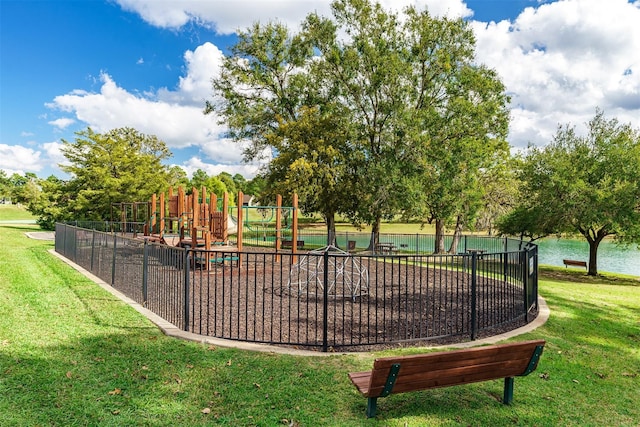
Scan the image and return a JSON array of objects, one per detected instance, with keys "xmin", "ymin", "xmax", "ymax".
[
  {"xmin": 228, "ymin": 215, "xmax": 238, "ymax": 234},
  {"xmin": 162, "ymin": 235, "xmax": 182, "ymax": 247}
]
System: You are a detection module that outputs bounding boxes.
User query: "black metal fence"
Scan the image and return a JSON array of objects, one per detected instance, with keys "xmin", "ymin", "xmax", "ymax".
[{"xmin": 55, "ymin": 223, "xmax": 538, "ymax": 352}]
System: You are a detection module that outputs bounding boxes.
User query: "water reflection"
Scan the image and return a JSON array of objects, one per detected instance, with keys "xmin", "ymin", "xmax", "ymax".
[{"xmin": 537, "ymin": 238, "xmax": 640, "ymax": 276}]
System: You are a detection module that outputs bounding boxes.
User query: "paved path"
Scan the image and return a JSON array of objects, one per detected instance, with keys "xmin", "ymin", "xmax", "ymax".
[{"xmin": 25, "ymin": 231, "xmax": 55, "ymax": 241}]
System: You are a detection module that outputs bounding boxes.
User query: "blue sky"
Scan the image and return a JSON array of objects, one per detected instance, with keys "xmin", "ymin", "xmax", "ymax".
[{"xmin": 1, "ymin": 0, "xmax": 639, "ymax": 179}]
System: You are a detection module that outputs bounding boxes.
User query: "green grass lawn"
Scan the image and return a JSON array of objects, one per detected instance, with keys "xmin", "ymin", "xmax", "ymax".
[
  {"xmin": 0, "ymin": 204, "xmax": 35, "ymax": 221},
  {"xmin": 0, "ymin": 224, "xmax": 638, "ymax": 426}
]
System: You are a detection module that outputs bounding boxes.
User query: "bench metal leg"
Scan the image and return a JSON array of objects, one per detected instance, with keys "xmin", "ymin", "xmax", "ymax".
[
  {"xmin": 366, "ymin": 397, "xmax": 378, "ymax": 418},
  {"xmin": 503, "ymin": 377, "xmax": 514, "ymax": 404}
]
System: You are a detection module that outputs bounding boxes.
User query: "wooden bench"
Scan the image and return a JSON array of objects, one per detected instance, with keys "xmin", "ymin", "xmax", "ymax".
[
  {"xmin": 348, "ymin": 340, "xmax": 545, "ymax": 418},
  {"xmin": 191, "ymin": 254, "xmax": 239, "ymax": 267},
  {"xmin": 375, "ymin": 242, "xmax": 397, "ymax": 254},
  {"xmin": 563, "ymin": 259, "xmax": 587, "ymax": 270},
  {"xmin": 282, "ymin": 240, "xmax": 304, "ymax": 249}
]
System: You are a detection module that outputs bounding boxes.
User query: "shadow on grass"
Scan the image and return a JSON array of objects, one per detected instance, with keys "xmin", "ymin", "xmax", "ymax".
[
  {"xmin": 540, "ymin": 266, "xmax": 640, "ymax": 286},
  {"xmin": 1, "ymin": 330, "xmax": 368, "ymax": 426},
  {"xmin": 1, "ymin": 332, "xmax": 223, "ymax": 426},
  {"xmin": 0, "ymin": 224, "xmax": 42, "ymax": 232}
]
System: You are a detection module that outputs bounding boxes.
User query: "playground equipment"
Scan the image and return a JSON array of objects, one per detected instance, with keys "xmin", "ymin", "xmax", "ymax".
[
  {"xmin": 113, "ymin": 190, "xmax": 302, "ymax": 268},
  {"xmin": 287, "ymin": 245, "xmax": 369, "ymax": 301},
  {"xmin": 110, "ymin": 201, "xmax": 150, "ymax": 235},
  {"xmin": 143, "ymin": 186, "xmax": 236, "ymax": 250},
  {"xmin": 231, "ymin": 194, "xmax": 299, "ymax": 255}
]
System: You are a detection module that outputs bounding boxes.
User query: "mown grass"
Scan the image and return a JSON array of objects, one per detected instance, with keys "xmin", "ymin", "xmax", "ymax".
[
  {"xmin": 0, "ymin": 223, "xmax": 638, "ymax": 426},
  {"xmin": 0, "ymin": 204, "xmax": 35, "ymax": 221}
]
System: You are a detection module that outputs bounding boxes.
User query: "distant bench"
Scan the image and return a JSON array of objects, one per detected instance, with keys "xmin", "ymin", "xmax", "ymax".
[
  {"xmin": 563, "ymin": 259, "xmax": 587, "ymax": 270},
  {"xmin": 282, "ymin": 240, "xmax": 304, "ymax": 249},
  {"xmin": 192, "ymin": 255, "xmax": 239, "ymax": 266},
  {"xmin": 375, "ymin": 242, "xmax": 397, "ymax": 254},
  {"xmin": 348, "ymin": 340, "xmax": 546, "ymax": 418}
]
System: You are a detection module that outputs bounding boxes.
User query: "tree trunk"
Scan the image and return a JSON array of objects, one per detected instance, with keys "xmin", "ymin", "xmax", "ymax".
[
  {"xmin": 368, "ymin": 216, "xmax": 382, "ymax": 251},
  {"xmin": 587, "ymin": 241, "xmax": 599, "ymax": 276},
  {"xmin": 448, "ymin": 215, "xmax": 464, "ymax": 254},
  {"xmin": 324, "ymin": 211, "xmax": 337, "ymax": 246},
  {"xmin": 434, "ymin": 219, "xmax": 446, "ymax": 254},
  {"xmin": 582, "ymin": 227, "xmax": 607, "ymax": 276}
]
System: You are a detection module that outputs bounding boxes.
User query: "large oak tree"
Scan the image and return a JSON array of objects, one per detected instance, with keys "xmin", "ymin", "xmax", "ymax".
[
  {"xmin": 208, "ymin": 0, "xmax": 510, "ymax": 250},
  {"xmin": 30, "ymin": 127, "xmax": 172, "ymax": 224},
  {"xmin": 498, "ymin": 110, "xmax": 640, "ymax": 275}
]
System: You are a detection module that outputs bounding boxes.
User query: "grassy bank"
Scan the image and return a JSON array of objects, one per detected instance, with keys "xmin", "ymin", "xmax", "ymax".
[
  {"xmin": 0, "ymin": 204, "xmax": 35, "ymax": 221},
  {"xmin": 0, "ymin": 224, "xmax": 638, "ymax": 426}
]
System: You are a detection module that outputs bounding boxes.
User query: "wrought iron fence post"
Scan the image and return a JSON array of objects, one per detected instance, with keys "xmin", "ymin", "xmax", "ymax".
[
  {"xmin": 72, "ymin": 226, "xmax": 78, "ymax": 262},
  {"xmin": 503, "ymin": 251, "xmax": 508, "ymax": 283},
  {"xmin": 533, "ymin": 246, "xmax": 539, "ymax": 311},
  {"xmin": 322, "ymin": 251, "xmax": 329, "ymax": 352},
  {"xmin": 183, "ymin": 248, "xmax": 190, "ymax": 332},
  {"xmin": 111, "ymin": 233, "xmax": 117, "ymax": 286},
  {"xmin": 62, "ymin": 223, "xmax": 68, "ymax": 258},
  {"xmin": 471, "ymin": 252, "xmax": 478, "ymax": 340},
  {"xmin": 524, "ymin": 248, "xmax": 530, "ymax": 322},
  {"xmin": 142, "ymin": 240, "xmax": 149, "ymax": 306},
  {"xmin": 90, "ymin": 230, "xmax": 96, "ymax": 272}
]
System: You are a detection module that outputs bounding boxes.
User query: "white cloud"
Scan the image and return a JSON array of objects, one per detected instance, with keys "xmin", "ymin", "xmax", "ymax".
[
  {"xmin": 179, "ymin": 156, "xmax": 261, "ymax": 179},
  {"xmin": 38, "ymin": 0, "xmax": 640, "ymax": 183},
  {"xmin": 115, "ymin": 0, "xmax": 640, "ymax": 151},
  {"xmin": 472, "ymin": 0, "xmax": 640, "ymax": 148},
  {"xmin": 0, "ymin": 144, "xmax": 42, "ymax": 175},
  {"xmin": 48, "ymin": 117, "xmax": 76, "ymax": 130},
  {"xmin": 115, "ymin": 0, "xmax": 471, "ymax": 34},
  {"xmin": 42, "ymin": 141, "xmax": 69, "ymax": 170},
  {"xmin": 157, "ymin": 42, "xmax": 224, "ymax": 107},
  {"xmin": 46, "ymin": 41, "xmax": 251, "ymax": 174},
  {"xmin": 47, "ymin": 43, "xmax": 229, "ymax": 150}
]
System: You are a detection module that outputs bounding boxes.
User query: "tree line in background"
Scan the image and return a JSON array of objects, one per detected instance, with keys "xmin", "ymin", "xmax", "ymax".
[
  {"xmin": 2, "ymin": 0, "xmax": 638, "ymax": 275},
  {"xmin": 0, "ymin": 127, "xmax": 265, "ymax": 230}
]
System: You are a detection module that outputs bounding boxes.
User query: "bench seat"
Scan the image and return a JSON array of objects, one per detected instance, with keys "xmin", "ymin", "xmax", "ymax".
[
  {"xmin": 282, "ymin": 240, "xmax": 304, "ymax": 249},
  {"xmin": 349, "ymin": 339, "xmax": 545, "ymax": 418},
  {"xmin": 563, "ymin": 259, "xmax": 587, "ymax": 269}
]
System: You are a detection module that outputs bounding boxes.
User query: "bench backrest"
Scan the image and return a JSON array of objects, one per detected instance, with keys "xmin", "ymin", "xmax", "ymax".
[{"xmin": 366, "ymin": 340, "xmax": 545, "ymax": 398}]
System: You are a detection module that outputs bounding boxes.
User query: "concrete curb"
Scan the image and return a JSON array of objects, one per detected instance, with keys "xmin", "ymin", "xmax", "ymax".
[
  {"xmin": 26, "ymin": 231, "xmax": 55, "ymax": 240},
  {"xmin": 49, "ymin": 249, "xmax": 550, "ymax": 356}
]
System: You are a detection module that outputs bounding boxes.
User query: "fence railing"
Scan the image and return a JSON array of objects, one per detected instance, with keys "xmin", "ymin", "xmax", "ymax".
[{"xmin": 55, "ymin": 223, "xmax": 538, "ymax": 352}]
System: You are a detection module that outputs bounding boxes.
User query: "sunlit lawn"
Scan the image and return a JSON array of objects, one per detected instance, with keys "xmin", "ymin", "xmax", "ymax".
[{"xmin": 0, "ymin": 204, "xmax": 35, "ymax": 221}]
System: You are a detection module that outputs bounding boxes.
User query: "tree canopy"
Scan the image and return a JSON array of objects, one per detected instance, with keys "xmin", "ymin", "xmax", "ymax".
[
  {"xmin": 497, "ymin": 110, "xmax": 640, "ymax": 275},
  {"xmin": 208, "ymin": 0, "xmax": 510, "ymax": 248},
  {"xmin": 26, "ymin": 127, "xmax": 173, "ymax": 226}
]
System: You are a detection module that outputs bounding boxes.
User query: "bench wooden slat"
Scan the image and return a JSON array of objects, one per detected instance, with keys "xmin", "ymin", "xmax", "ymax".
[
  {"xmin": 282, "ymin": 240, "xmax": 304, "ymax": 249},
  {"xmin": 563, "ymin": 259, "xmax": 587, "ymax": 269},
  {"xmin": 353, "ymin": 343, "xmax": 543, "ymax": 397},
  {"xmin": 372, "ymin": 345, "xmax": 537, "ymax": 372},
  {"xmin": 373, "ymin": 341, "xmax": 540, "ymax": 367},
  {"xmin": 395, "ymin": 352, "xmax": 533, "ymax": 374},
  {"xmin": 368, "ymin": 359, "xmax": 531, "ymax": 396},
  {"xmin": 348, "ymin": 371, "xmax": 371, "ymax": 394},
  {"xmin": 349, "ymin": 339, "xmax": 545, "ymax": 418}
]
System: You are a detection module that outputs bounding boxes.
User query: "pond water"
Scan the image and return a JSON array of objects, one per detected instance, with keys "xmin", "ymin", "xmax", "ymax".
[{"xmin": 537, "ymin": 238, "xmax": 640, "ymax": 277}]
